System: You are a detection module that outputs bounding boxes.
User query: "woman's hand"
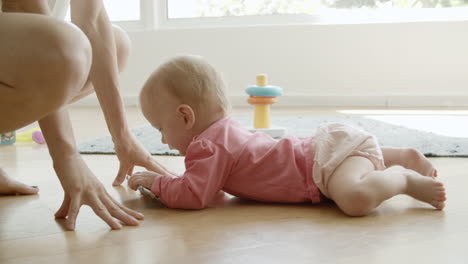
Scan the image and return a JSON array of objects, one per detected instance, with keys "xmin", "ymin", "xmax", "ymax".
[
  {"xmin": 128, "ymin": 171, "xmax": 160, "ymax": 191},
  {"xmin": 0, "ymin": 168, "xmax": 39, "ymax": 195},
  {"xmin": 53, "ymin": 154, "xmax": 144, "ymax": 230},
  {"xmin": 112, "ymin": 132, "xmax": 173, "ymax": 186}
]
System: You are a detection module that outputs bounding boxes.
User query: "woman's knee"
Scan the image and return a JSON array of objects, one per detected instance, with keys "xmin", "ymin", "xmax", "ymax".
[
  {"xmin": 0, "ymin": 15, "xmax": 92, "ymax": 130},
  {"xmin": 68, "ymin": 24, "xmax": 130, "ymax": 103},
  {"xmin": 112, "ymin": 24, "xmax": 131, "ymax": 72},
  {"xmin": 50, "ymin": 22, "xmax": 92, "ymax": 99},
  {"xmin": 30, "ymin": 20, "xmax": 92, "ymax": 109},
  {"xmin": 10, "ymin": 15, "xmax": 92, "ymax": 104}
]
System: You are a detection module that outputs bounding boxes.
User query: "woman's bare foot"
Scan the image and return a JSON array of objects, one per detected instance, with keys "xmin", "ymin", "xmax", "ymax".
[
  {"xmin": 0, "ymin": 168, "xmax": 39, "ymax": 195},
  {"xmin": 405, "ymin": 169, "xmax": 446, "ymax": 209}
]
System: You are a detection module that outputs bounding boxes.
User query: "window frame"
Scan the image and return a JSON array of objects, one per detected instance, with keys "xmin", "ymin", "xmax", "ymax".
[
  {"xmin": 97, "ymin": 0, "xmax": 156, "ymax": 31},
  {"xmin": 51, "ymin": 0, "xmax": 156, "ymax": 31},
  {"xmin": 156, "ymin": 1, "xmax": 468, "ymax": 30},
  {"xmin": 65, "ymin": 0, "xmax": 468, "ymax": 31}
]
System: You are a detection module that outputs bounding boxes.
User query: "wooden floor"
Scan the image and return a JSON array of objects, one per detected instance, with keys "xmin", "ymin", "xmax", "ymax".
[{"xmin": 1, "ymin": 106, "xmax": 468, "ymax": 264}]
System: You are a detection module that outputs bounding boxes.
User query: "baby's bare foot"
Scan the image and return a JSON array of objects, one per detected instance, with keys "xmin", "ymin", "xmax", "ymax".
[
  {"xmin": 403, "ymin": 148, "xmax": 437, "ymax": 177},
  {"xmin": 405, "ymin": 170, "xmax": 446, "ymax": 209}
]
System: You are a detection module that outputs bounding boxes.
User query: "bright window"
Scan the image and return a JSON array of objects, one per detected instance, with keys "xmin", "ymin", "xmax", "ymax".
[
  {"xmin": 104, "ymin": 0, "xmax": 140, "ymax": 21},
  {"xmin": 167, "ymin": 0, "xmax": 468, "ymax": 19},
  {"xmin": 64, "ymin": 0, "xmax": 140, "ymax": 21}
]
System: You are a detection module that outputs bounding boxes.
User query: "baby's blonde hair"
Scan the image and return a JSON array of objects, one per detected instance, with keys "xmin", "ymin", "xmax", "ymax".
[{"xmin": 142, "ymin": 55, "xmax": 231, "ymax": 115}]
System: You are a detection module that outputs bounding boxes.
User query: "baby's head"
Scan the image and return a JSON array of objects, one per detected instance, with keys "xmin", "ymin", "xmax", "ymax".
[{"xmin": 140, "ymin": 55, "xmax": 230, "ymax": 155}]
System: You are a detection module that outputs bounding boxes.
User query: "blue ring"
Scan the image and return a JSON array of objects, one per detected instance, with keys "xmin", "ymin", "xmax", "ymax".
[{"xmin": 246, "ymin": 85, "xmax": 283, "ymax": 97}]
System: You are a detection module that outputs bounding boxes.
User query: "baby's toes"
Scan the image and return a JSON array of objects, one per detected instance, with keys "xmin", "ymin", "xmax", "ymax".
[{"xmin": 431, "ymin": 200, "xmax": 445, "ymax": 210}]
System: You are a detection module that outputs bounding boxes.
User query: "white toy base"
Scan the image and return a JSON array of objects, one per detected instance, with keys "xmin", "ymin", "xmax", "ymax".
[{"xmin": 248, "ymin": 127, "xmax": 288, "ymax": 139}]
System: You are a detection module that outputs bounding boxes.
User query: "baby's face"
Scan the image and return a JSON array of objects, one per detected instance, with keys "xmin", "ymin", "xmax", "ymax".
[{"xmin": 141, "ymin": 92, "xmax": 193, "ymax": 156}]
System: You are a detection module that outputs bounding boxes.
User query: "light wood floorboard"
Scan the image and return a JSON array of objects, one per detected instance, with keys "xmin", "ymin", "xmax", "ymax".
[{"xmin": 1, "ymin": 106, "xmax": 467, "ymax": 264}]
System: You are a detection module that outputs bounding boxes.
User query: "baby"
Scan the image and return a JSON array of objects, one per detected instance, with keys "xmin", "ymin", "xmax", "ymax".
[{"xmin": 129, "ymin": 55, "xmax": 446, "ymax": 216}]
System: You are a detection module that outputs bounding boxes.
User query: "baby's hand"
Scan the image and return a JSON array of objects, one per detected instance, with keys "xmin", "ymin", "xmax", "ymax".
[{"xmin": 128, "ymin": 171, "xmax": 160, "ymax": 191}]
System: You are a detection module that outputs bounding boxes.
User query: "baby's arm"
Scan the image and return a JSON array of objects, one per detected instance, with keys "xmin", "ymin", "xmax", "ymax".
[
  {"xmin": 128, "ymin": 170, "xmax": 218, "ymax": 208},
  {"xmin": 137, "ymin": 140, "xmax": 232, "ymax": 209}
]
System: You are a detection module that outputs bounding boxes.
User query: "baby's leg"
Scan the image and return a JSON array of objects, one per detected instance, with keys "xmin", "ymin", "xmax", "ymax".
[
  {"xmin": 381, "ymin": 147, "xmax": 437, "ymax": 177},
  {"xmin": 327, "ymin": 156, "xmax": 446, "ymax": 216}
]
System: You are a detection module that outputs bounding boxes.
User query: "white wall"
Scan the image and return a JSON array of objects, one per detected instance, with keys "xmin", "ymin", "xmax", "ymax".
[{"xmin": 96, "ymin": 21, "xmax": 468, "ymax": 108}]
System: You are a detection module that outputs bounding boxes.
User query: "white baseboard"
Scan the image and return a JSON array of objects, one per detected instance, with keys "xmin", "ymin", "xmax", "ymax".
[
  {"xmin": 70, "ymin": 95, "xmax": 140, "ymax": 107},
  {"xmin": 234, "ymin": 95, "xmax": 468, "ymax": 108},
  {"xmin": 70, "ymin": 94, "xmax": 468, "ymax": 108}
]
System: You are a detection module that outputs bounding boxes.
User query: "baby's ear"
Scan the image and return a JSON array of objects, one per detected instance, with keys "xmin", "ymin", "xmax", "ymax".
[{"xmin": 176, "ymin": 104, "xmax": 195, "ymax": 129}]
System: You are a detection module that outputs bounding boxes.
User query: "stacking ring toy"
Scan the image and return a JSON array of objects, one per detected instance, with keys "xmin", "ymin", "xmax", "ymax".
[{"xmin": 245, "ymin": 74, "xmax": 283, "ymax": 129}]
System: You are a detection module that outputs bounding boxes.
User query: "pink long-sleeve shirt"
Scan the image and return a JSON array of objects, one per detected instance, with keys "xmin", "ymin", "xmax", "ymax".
[{"xmin": 151, "ymin": 117, "xmax": 321, "ymax": 209}]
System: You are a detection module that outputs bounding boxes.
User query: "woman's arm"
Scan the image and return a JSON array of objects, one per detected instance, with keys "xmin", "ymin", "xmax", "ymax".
[
  {"xmin": 130, "ymin": 141, "xmax": 232, "ymax": 210},
  {"xmin": 69, "ymin": 0, "xmax": 174, "ymax": 184},
  {"xmin": 70, "ymin": 0, "xmax": 127, "ymax": 139}
]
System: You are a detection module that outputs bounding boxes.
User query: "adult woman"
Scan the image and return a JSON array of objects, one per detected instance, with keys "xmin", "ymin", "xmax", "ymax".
[{"xmin": 0, "ymin": 0, "xmax": 169, "ymax": 230}]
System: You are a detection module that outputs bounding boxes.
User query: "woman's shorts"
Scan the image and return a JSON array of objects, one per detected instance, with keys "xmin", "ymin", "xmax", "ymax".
[{"xmin": 312, "ymin": 123, "xmax": 386, "ymax": 198}]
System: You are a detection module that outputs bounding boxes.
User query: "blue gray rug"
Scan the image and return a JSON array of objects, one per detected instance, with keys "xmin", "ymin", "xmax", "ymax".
[{"xmin": 78, "ymin": 115, "xmax": 468, "ymax": 157}]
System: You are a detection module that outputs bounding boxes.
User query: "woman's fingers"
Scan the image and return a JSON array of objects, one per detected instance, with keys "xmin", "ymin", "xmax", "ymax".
[
  {"xmin": 109, "ymin": 195, "xmax": 144, "ymax": 220},
  {"xmin": 88, "ymin": 195, "xmax": 122, "ymax": 230},
  {"xmin": 65, "ymin": 196, "xmax": 82, "ymax": 231},
  {"xmin": 57, "ymin": 188, "xmax": 144, "ymax": 230},
  {"xmin": 126, "ymin": 165, "xmax": 134, "ymax": 178},
  {"xmin": 113, "ymin": 163, "xmax": 129, "ymax": 186},
  {"xmin": 101, "ymin": 195, "xmax": 140, "ymax": 226},
  {"xmin": 55, "ymin": 194, "xmax": 70, "ymax": 218}
]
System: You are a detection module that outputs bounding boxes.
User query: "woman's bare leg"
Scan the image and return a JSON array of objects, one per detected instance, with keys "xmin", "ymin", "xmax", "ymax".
[
  {"xmin": 0, "ymin": 2, "xmax": 129, "ymax": 196},
  {"xmin": 70, "ymin": 24, "xmax": 131, "ymax": 103},
  {"xmin": 2, "ymin": 0, "xmax": 52, "ymax": 14},
  {"xmin": 0, "ymin": 13, "xmax": 92, "ymax": 132},
  {"xmin": 0, "ymin": 13, "xmax": 92, "ymax": 194},
  {"xmin": 327, "ymin": 156, "xmax": 446, "ymax": 217},
  {"xmin": 0, "ymin": 1, "xmax": 147, "ymax": 230},
  {"xmin": 381, "ymin": 147, "xmax": 437, "ymax": 177}
]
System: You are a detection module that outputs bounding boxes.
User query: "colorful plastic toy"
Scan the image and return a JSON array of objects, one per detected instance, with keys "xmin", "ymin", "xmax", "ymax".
[
  {"xmin": 17, "ymin": 128, "xmax": 46, "ymax": 144},
  {"xmin": 0, "ymin": 131, "xmax": 16, "ymax": 145},
  {"xmin": 245, "ymin": 74, "xmax": 287, "ymax": 138},
  {"xmin": 1, "ymin": 128, "xmax": 46, "ymax": 145}
]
